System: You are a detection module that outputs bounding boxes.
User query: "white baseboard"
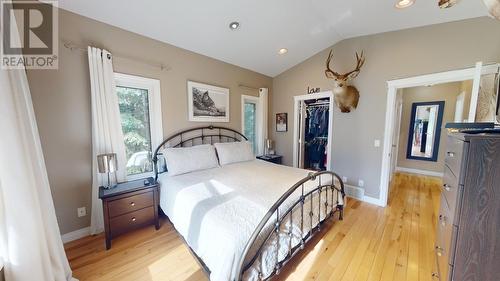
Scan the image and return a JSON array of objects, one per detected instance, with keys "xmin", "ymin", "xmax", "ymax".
[
  {"xmin": 344, "ymin": 184, "xmax": 385, "ymax": 207},
  {"xmin": 396, "ymin": 166, "xmax": 444, "ymax": 178},
  {"xmin": 61, "ymin": 226, "xmax": 90, "ymax": 243}
]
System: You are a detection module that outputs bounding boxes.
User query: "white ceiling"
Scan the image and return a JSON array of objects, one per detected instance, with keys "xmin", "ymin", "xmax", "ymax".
[{"xmin": 58, "ymin": 0, "xmax": 488, "ymax": 77}]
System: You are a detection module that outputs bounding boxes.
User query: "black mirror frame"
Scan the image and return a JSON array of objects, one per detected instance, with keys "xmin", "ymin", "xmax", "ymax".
[{"xmin": 406, "ymin": 101, "xmax": 445, "ymax": 162}]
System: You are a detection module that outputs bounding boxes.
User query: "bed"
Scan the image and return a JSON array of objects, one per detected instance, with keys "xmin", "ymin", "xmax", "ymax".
[{"xmin": 153, "ymin": 126, "xmax": 345, "ymax": 281}]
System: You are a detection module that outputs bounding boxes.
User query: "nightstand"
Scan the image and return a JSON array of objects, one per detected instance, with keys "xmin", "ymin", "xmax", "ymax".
[
  {"xmin": 256, "ymin": 154, "xmax": 283, "ymax": 164},
  {"xmin": 99, "ymin": 177, "xmax": 160, "ymax": 250}
]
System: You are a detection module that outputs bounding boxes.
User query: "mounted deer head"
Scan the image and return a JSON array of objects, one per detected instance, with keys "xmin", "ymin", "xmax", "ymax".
[{"xmin": 325, "ymin": 50, "xmax": 365, "ymax": 113}]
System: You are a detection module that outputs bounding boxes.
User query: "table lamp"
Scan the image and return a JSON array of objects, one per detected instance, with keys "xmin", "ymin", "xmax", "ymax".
[
  {"xmin": 97, "ymin": 153, "xmax": 118, "ymax": 189},
  {"xmin": 265, "ymin": 139, "xmax": 274, "ymax": 155}
]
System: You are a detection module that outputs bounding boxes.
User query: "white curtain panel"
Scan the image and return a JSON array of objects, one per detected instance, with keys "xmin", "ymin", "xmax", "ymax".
[
  {"xmin": 0, "ymin": 52, "xmax": 75, "ymax": 281},
  {"xmin": 88, "ymin": 47, "xmax": 127, "ymax": 235},
  {"xmin": 257, "ymin": 88, "xmax": 269, "ymax": 155}
]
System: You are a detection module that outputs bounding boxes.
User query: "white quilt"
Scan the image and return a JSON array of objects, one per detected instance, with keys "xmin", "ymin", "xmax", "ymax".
[{"xmin": 158, "ymin": 160, "xmax": 343, "ymax": 281}]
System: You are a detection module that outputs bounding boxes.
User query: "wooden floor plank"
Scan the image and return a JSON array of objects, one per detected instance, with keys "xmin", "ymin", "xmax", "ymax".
[{"xmin": 66, "ymin": 173, "xmax": 441, "ymax": 281}]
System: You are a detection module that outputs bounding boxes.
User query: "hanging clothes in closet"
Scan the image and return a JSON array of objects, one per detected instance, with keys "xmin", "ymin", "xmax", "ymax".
[{"xmin": 304, "ymin": 102, "xmax": 329, "ymax": 171}]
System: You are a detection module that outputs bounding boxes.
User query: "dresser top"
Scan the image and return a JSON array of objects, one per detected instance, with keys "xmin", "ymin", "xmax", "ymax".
[{"xmin": 448, "ymin": 130, "xmax": 500, "ymax": 141}]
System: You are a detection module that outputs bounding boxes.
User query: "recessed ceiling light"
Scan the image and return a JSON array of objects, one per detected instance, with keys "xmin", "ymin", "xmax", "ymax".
[
  {"xmin": 395, "ymin": 0, "xmax": 415, "ymax": 9},
  {"xmin": 438, "ymin": 0, "xmax": 457, "ymax": 9},
  {"xmin": 229, "ymin": 21, "xmax": 240, "ymax": 30},
  {"xmin": 278, "ymin": 48, "xmax": 288, "ymax": 55}
]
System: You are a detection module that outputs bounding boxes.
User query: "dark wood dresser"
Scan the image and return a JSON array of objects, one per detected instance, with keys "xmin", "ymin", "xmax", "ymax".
[
  {"xmin": 434, "ymin": 132, "xmax": 500, "ymax": 281},
  {"xmin": 99, "ymin": 178, "xmax": 160, "ymax": 249}
]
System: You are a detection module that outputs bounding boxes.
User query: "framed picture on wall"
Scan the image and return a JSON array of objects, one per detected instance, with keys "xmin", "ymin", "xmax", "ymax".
[
  {"xmin": 276, "ymin": 113, "xmax": 288, "ymax": 132},
  {"xmin": 187, "ymin": 81, "xmax": 230, "ymax": 122}
]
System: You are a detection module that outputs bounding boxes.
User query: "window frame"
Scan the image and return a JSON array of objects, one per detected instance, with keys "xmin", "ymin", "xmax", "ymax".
[
  {"xmin": 114, "ymin": 72, "xmax": 163, "ymax": 180},
  {"xmin": 241, "ymin": 95, "xmax": 261, "ymax": 154}
]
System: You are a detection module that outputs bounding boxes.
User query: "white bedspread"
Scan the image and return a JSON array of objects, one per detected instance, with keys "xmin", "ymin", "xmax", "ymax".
[{"xmin": 158, "ymin": 160, "xmax": 343, "ymax": 281}]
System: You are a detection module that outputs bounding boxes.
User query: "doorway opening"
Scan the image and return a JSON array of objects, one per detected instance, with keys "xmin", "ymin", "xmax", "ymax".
[
  {"xmin": 293, "ymin": 91, "xmax": 334, "ymax": 171},
  {"xmin": 380, "ymin": 62, "xmax": 500, "ymax": 207}
]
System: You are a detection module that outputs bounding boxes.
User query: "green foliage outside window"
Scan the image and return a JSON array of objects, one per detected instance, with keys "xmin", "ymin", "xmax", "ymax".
[{"xmin": 117, "ymin": 86, "xmax": 153, "ymax": 175}]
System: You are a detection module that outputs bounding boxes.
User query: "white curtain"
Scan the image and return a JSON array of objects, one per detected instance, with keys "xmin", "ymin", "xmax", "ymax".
[
  {"xmin": 88, "ymin": 47, "xmax": 127, "ymax": 235},
  {"xmin": 257, "ymin": 88, "xmax": 269, "ymax": 155},
  {"xmin": 0, "ymin": 35, "xmax": 75, "ymax": 281}
]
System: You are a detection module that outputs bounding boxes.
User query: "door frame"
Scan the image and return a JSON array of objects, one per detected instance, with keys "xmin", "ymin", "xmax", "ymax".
[
  {"xmin": 379, "ymin": 62, "xmax": 500, "ymax": 207},
  {"xmin": 241, "ymin": 95, "xmax": 261, "ymax": 153},
  {"xmin": 292, "ymin": 91, "xmax": 335, "ymax": 171}
]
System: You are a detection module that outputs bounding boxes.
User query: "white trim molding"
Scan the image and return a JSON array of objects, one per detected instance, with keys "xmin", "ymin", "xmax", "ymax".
[
  {"xmin": 396, "ymin": 166, "xmax": 444, "ymax": 178},
  {"xmin": 61, "ymin": 227, "xmax": 91, "ymax": 244},
  {"xmin": 344, "ymin": 184, "xmax": 385, "ymax": 207}
]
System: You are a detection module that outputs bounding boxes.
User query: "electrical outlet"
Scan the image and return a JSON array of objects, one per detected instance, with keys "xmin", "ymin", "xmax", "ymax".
[
  {"xmin": 374, "ymin": 139, "xmax": 381, "ymax": 147},
  {"xmin": 342, "ymin": 176, "xmax": 348, "ymax": 183},
  {"xmin": 77, "ymin": 207, "xmax": 87, "ymax": 218},
  {"xmin": 358, "ymin": 180, "xmax": 365, "ymax": 187}
]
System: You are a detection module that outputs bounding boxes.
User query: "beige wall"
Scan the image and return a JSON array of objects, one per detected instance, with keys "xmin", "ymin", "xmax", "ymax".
[
  {"xmin": 271, "ymin": 17, "xmax": 500, "ymax": 197},
  {"xmin": 26, "ymin": 8, "xmax": 272, "ymax": 234},
  {"xmin": 396, "ymin": 82, "xmax": 462, "ymax": 173}
]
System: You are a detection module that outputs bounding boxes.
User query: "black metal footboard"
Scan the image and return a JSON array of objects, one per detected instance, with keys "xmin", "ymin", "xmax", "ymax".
[{"xmin": 234, "ymin": 171, "xmax": 345, "ymax": 281}]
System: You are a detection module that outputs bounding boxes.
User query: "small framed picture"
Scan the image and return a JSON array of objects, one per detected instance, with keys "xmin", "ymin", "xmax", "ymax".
[
  {"xmin": 276, "ymin": 113, "xmax": 288, "ymax": 132},
  {"xmin": 187, "ymin": 81, "xmax": 229, "ymax": 122}
]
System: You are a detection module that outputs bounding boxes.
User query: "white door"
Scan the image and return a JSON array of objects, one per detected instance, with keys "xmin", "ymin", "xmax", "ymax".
[
  {"xmin": 468, "ymin": 62, "xmax": 483, "ymax": 122},
  {"xmin": 454, "ymin": 92, "xmax": 465, "ymax": 122},
  {"xmin": 298, "ymin": 101, "xmax": 306, "ymax": 168},
  {"xmin": 390, "ymin": 97, "xmax": 403, "ymax": 180}
]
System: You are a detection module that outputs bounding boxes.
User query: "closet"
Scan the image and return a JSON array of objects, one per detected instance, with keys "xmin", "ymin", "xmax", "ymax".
[{"xmin": 297, "ymin": 97, "xmax": 331, "ymax": 171}]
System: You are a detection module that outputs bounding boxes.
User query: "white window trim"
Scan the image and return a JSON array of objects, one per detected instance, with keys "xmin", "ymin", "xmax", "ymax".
[
  {"xmin": 241, "ymin": 95, "xmax": 261, "ymax": 152},
  {"xmin": 114, "ymin": 72, "xmax": 163, "ymax": 180}
]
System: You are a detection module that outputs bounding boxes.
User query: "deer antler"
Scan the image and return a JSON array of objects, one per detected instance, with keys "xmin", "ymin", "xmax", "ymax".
[
  {"xmin": 325, "ymin": 50, "xmax": 341, "ymax": 78},
  {"xmin": 344, "ymin": 51, "xmax": 365, "ymax": 78}
]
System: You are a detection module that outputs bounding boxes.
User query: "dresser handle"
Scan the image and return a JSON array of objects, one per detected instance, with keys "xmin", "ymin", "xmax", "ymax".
[
  {"xmin": 443, "ymin": 184, "xmax": 451, "ymax": 191},
  {"xmin": 447, "ymin": 151, "xmax": 455, "ymax": 157},
  {"xmin": 439, "ymin": 215, "xmax": 447, "ymax": 225},
  {"xmin": 432, "ymin": 272, "xmax": 440, "ymax": 278},
  {"xmin": 131, "ymin": 217, "xmax": 136, "ymax": 222},
  {"xmin": 130, "ymin": 202, "xmax": 135, "ymax": 206},
  {"xmin": 435, "ymin": 246, "xmax": 444, "ymax": 256}
]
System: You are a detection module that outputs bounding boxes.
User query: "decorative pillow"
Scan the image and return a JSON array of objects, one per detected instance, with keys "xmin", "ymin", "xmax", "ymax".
[
  {"xmin": 163, "ymin": 144, "xmax": 219, "ymax": 176},
  {"xmin": 214, "ymin": 141, "xmax": 255, "ymax": 165}
]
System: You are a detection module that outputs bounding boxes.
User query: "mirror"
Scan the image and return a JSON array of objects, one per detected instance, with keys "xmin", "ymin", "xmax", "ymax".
[{"xmin": 406, "ymin": 101, "xmax": 445, "ymax": 161}]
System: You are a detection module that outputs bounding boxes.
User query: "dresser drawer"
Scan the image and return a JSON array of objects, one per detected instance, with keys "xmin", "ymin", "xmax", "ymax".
[
  {"xmin": 109, "ymin": 206, "xmax": 155, "ymax": 237},
  {"xmin": 435, "ymin": 194, "xmax": 454, "ymax": 267},
  {"xmin": 444, "ymin": 136, "xmax": 468, "ymax": 183},
  {"xmin": 442, "ymin": 166, "xmax": 460, "ymax": 221},
  {"xmin": 108, "ymin": 191, "xmax": 154, "ymax": 218}
]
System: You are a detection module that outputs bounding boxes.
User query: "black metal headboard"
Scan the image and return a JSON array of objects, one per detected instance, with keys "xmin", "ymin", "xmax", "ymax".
[{"xmin": 152, "ymin": 125, "xmax": 248, "ymax": 180}]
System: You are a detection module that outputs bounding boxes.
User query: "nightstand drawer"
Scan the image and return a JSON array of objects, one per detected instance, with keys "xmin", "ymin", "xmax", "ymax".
[
  {"xmin": 109, "ymin": 206, "xmax": 155, "ymax": 237},
  {"xmin": 108, "ymin": 191, "xmax": 153, "ymax": 218}
]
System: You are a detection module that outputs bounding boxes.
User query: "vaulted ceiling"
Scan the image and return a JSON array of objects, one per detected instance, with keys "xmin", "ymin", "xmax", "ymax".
[{"xmin": 58, "ymin": 0, "xmax": 489, "ymax": 77}]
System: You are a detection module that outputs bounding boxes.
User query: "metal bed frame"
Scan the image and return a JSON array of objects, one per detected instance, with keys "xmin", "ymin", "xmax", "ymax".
[{"xmin": 152, "ymin": 126, "xmax": 345, "ymax": 281}]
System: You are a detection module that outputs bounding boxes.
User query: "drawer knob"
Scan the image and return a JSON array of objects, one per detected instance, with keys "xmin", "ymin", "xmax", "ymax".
[
  {"xmin": 131, "ymin": 217, "xmax": 136, "ymax": 222},
  {"xmin": 432, "ymin": 272, "xmax": 440, "ymax": 278},
  {"xmin": 130, "ymin": 202, "xmax": 135, "ymax": 206},
  {"xmin": 443, "ymin": 184, "xmax": 451, "ymax": 191},
  {"xmin": 447, "ymin": 151, "xmax": 455, "ymax": 157}
]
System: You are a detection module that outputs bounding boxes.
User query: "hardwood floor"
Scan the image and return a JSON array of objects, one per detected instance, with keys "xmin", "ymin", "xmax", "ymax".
[{"xmin": 65, "ymin": 173, "xmax": 441, "ymax": 281}]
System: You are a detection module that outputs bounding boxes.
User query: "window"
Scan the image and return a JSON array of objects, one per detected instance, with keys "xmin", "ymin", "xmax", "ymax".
[
  {"xmin": 115, "ymin": 73, "xmax": 162, "ymax": 179},
  {"xmin": 241, "ymin": 95, "xmax": 260, "ymax": 154}
]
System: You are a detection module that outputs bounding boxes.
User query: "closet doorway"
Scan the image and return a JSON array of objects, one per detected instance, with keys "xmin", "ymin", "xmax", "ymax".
[{"xmin": 293, "ymin": 91, "xmax": 334, "ymax": 171}]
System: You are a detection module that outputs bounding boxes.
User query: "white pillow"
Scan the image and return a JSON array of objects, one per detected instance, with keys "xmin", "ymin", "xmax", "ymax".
[
  {"xmin": 164, "ymin": 144, "xmax": 219, "ymax": 176},
  {"xmin": 214, "ymin": 141, "xmax": 255, "ymax": 165}
]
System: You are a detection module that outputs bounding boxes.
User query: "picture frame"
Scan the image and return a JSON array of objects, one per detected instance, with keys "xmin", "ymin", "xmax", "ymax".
[
  {"xmin": 276, "ymin": 113, "xmax": 288, "ymax": 132},
  {"xmin": 187, "ymin": 81, "xmax": 230, "ymax": 122}
]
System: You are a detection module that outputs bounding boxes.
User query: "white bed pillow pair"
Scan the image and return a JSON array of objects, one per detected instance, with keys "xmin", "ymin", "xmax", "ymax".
[{"xmin": 164, "ymin": 141, "xmax": 254, "ymax": 176}]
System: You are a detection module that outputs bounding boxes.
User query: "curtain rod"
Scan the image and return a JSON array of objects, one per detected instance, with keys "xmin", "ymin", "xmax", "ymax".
[{"xmin": 62, "ymin": 40, "xmax": 171, "ymax": 71}]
